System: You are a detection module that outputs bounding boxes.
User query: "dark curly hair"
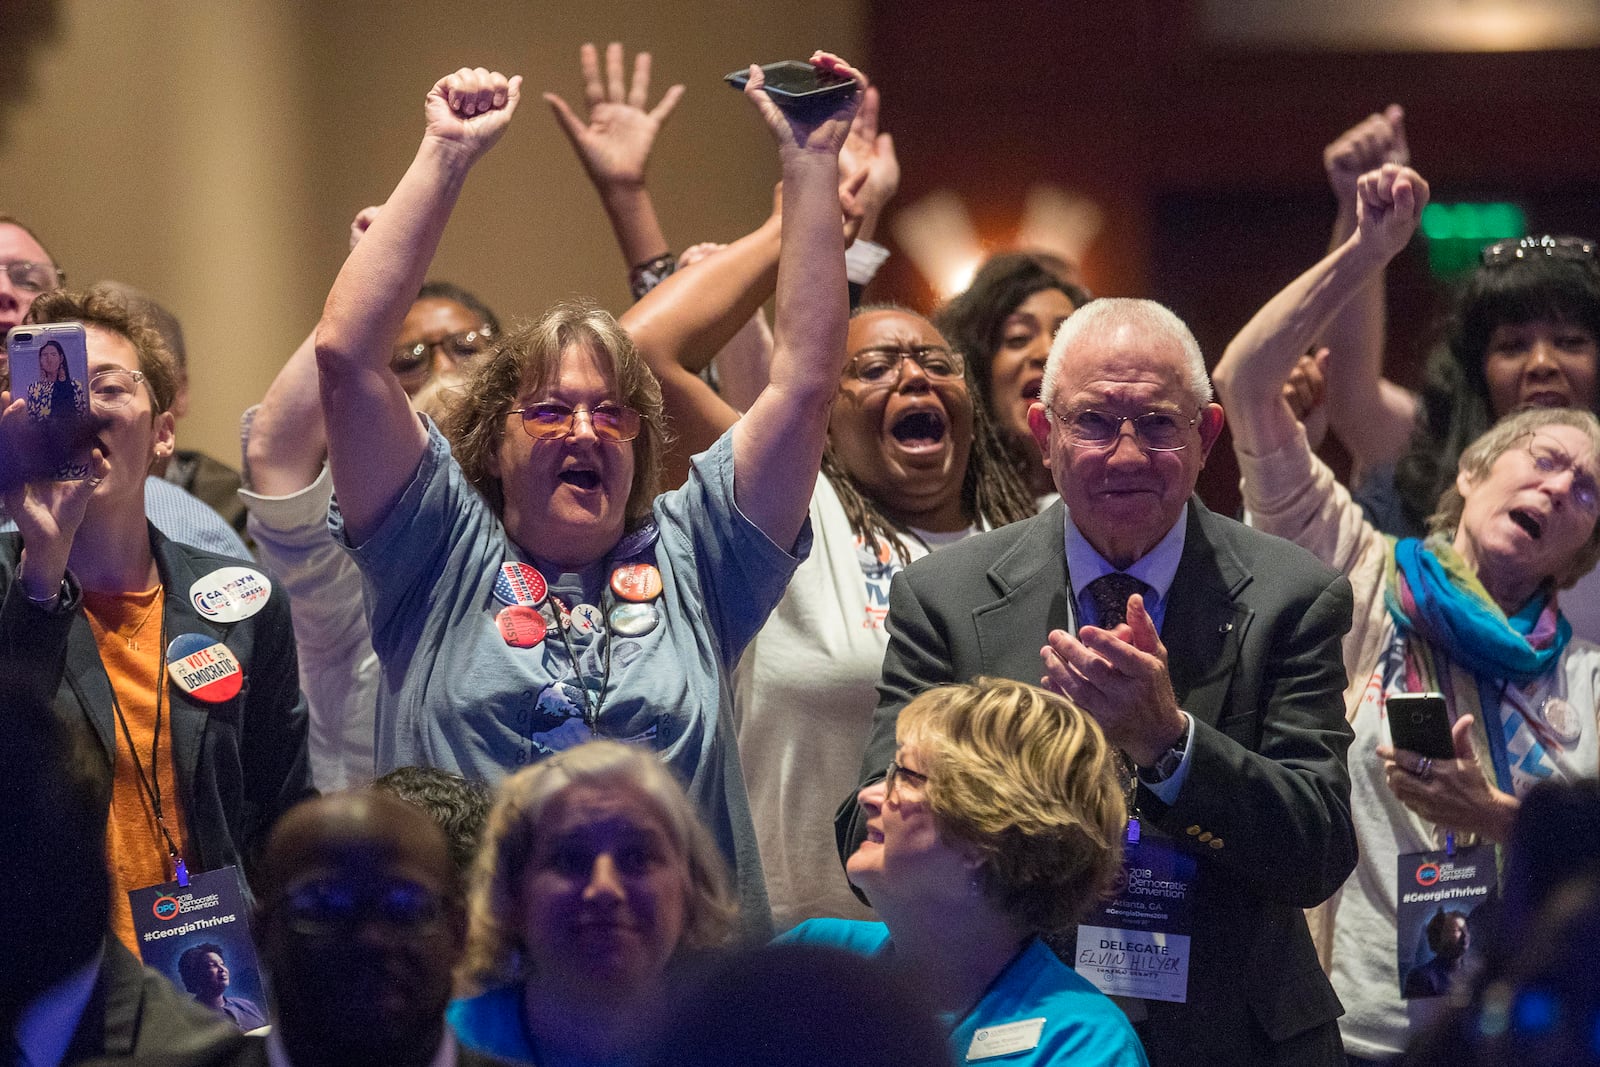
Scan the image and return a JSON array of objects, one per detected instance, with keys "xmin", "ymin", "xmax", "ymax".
[
  {"xmin": 1394, "ymin": 249, "xmax": 1600, "ymax": 534},
  {"xmin": 371, "ymin": 766, "xmax": 492, "ymax": 883},
  {"xmin": 823, "ymin": 305, "xmax": 1036, "ymax": 562},
  {"xmin": 935, "ymin": 252, "xmax": 1091, "ymax": 421}
]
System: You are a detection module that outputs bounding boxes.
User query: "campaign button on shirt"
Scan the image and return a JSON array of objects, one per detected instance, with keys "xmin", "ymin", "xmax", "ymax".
[
  {"xmin": 610, "ymin": 563, "xmax": 662, "ymax": 603},
  {"xmin": 497, "ymin": 606, "xmax": 548, "ymax": 648},
  {"xmin": 495, "ymin": 562, "xmax": 549, "ymax": 607},
  {"xmin": 612, "ymin": 520, "xmax": 660, "ymax": 561},
  {"xmin": 166, "ymin": 633, "xmax": 244, "ymax": 703},
  {"xmin": 189, "ymin": 567, "xmax": 272, "ymax": 623},
  {"xmin": 609, "ymin": 601, "xmax": 659, "ymax": 637},
  {"xmin": 571, "ymin": 603, "xmax": 605, "ymax": 635}
]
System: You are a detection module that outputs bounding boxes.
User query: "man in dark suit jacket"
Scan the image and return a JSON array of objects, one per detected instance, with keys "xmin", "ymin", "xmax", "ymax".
[{"xmin": 842, "ymin": 298, "xmax": 1358, "ymax": 1065}]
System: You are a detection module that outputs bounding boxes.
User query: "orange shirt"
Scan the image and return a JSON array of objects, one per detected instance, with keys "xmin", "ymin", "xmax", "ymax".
[{"xmin": 83, "ymin": 585, "xmax": 189, "ymax": 955}]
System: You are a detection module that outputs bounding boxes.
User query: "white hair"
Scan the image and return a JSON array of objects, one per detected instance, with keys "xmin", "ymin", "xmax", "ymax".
[{"xmin": 1039, "ymin": 298, "xmax": 1212, "ymax": 412}]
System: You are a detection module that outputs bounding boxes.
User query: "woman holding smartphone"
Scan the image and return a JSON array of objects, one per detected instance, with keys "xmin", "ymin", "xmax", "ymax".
[{"xmin": 1213, "ymin": 162, "xmax": 1600, "ymax": 1063}]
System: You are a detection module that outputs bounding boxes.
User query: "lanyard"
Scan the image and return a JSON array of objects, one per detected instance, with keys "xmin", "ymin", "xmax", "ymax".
[
  {"xmin": 544, "ymin": 586, "xmax": 613, "ymax": 732},
  {"xmin": 107, "ymin": 607, "xmax": 189, "ymax": 886}
]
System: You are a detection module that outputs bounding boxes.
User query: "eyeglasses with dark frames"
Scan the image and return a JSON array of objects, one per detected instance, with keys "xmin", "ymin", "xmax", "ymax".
[
  {"xmin": 390, "ymin": 328, "xmax": 494, "ymax": 380},
  {"xmin": 1049, "ymin": 407, "xmax": 1200, "ymax": 453},
  {"xmin": 845, "ymin": 345, "xmax": 966, "ymax": 389},
  {"xmin": 885, "ymin": 758, "xmax": 930, "ymax": 799},
  {"xmin": 509, "ymin": 400, "xmax": 643, "ymax": 443}
]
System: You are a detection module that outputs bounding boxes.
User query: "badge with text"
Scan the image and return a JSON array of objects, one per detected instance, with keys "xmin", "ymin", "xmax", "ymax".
[
  {"xmin": 166, "ymin": 634, "xmax": 244, "ymax": 703},
  {"xmin": 497, "ymin": 605, "xmax": 547, "ymax": 648},
  {"xmin": 1075, "ymin": 834, "xmax": 1197, "ymax": 1003},
  {"xmin": 128, "ymin": 865, "xmax": 269, "ymax": 1030},
  {"xmin": 610, "ymin": 562, "xmax": 662, "ymax": 603},
  {"xmin": 570, "ymin": 603, "xmax": 605, "ymax": 635},
  {"xmin": 189, "ymin": 567, "xmax": 271, "ymax": 623},
  {"xmin": 1396, "ymin": 844, "xmax": 1495, "ymax": 999},
  {"xmin": 494, "ymin": 562, "xmax": 548, "ymax": 607},
  {"xmin": 609, "ymin": 601, "xmax": 659, "ymax": 637},
  {"xmin": 966, "ymin": 1018, "xmax": 1046, "ymax": 1062}
]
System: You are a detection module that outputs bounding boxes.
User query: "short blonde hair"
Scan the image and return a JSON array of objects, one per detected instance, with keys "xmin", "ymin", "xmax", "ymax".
[
  {"xmin": 460, "ymin": 741, "xmax": 736, "ymax": 993},
  {"xmin": 443, "ymin": 301, "xmax": 670, "ymax": 526},
  {"xmin": 898, "ymin": 678, "xmax": 1126, "ymax": 932},
  {"xmin": 1430, "ymin": 406, "xmax": 1600, "ymax": 590}
]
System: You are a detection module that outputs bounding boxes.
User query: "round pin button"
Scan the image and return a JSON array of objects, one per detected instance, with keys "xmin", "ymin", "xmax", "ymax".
[
  {"xmin": 497, "ymin": 605, "xmax": 547, "ymax": 648},
  {"xmin": 189, "ymin": 566, "xmax": 272, "ymax": 623},
  {"xmin": 612, "ymin": 521, "xmax": 660, "ymax": 560},
  {"xmin": 494, "ymin": 562, "xmax": 549, "ymax": 607},
  {"xmin": 610, "ymin": 563, "xmax": 663, "ymax": 603},
  {"xmin": 1539, "ymin": 696, "xmax": 1583, "ymax": 745},
  {"xmin": 608, "ymin": 601, "xmax": 659, "ymax": 637},
  {"xmin": 165, "ymin": 633, "xmax": 244, "ymax": 703},
  {"xmin": 570, "ymin": 603, "xmax": 605, "ymax": 635}
]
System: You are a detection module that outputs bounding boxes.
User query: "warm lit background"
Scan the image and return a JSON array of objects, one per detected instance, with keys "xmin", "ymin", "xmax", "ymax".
[{"xmin": 6, "ymin": 0, "xmax": 1599, "ymax": 509}]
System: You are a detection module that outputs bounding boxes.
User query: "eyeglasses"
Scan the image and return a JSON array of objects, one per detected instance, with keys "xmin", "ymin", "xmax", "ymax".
[
  {"xmin": 391, "ymin": 328, "xmax": 493, "ymax": 380},
  {"xmin": 1481, "ymin": 235, "xmax": 1598, "ymax": 268},
  {"xmin": 1519, "ymin": 434, "xmax": 1600, "ymax": 514},
  {"xmin": 845, "ymin": 345, "xmax": 966, "ymax": 389},
  {"xmin": 89, "ymin": 368, "xmax": 148, "ymax": 410},
  {"xmin": 884, "ymin": 758, "xmax": 929, "ymax": 798},
  {"xmin": 510, "ymin": 401, "xmax": 643, "ymax": 443},
  {"xmin": 1050, "ymin": 407, "xmax": 1199, "ymax": 452},
  {"xmin": 278, "ymin": 878, "xmax": 446, "ymax": 936},
  {"xmin": 1, "ymin": 260, "xmax": 64, "ymax": 294}
]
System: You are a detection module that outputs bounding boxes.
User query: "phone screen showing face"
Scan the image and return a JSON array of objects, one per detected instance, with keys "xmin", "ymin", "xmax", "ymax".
[
  {"xmin": 1386, "ymin": 693, "xmax": 1455, "ymax": 760},
  {"xmin": 5, "ymin": 322, "xmax": 93, "ymax": 479}
]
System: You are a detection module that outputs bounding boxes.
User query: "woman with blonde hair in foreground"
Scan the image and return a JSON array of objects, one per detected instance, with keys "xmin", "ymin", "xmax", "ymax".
[
  {"xmin": 783, "ymin": 678, "xmax": 1148, "ymax": 1067},
  {"xmin": 451, "ymin": 740, "xmax": 736, "ymax": 1065}
]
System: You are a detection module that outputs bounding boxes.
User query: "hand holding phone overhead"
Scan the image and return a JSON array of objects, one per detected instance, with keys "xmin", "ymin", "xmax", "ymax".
[{"xmin": 730, "ymin": 52, "xmax": 863, "ymax": 154}]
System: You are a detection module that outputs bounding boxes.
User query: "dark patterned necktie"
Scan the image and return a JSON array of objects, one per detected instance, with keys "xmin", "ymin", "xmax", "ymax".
[{"xmin": 1085, "ymin": 572, "xmax": 1151, "ymax": 629}]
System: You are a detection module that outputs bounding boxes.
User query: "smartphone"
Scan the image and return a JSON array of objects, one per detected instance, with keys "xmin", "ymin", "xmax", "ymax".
[
  {"xmin": 5, "ymin": 321, "xmax": 93, "ymax": 479},
  {"xmin": 724, "ymin": 60, "xmax": 858, "ymax": 111},
  {"xmin": 1386, "ymin": 692, "xmax": 1455, "ymax": 760}
]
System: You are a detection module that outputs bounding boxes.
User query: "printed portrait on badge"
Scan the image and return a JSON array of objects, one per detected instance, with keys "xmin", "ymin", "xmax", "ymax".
[
  {"xmin": 166, "ymin": 633, "xmax": 244, "ymax": 703},
  {"xmin": 189, "ymin": 567, "xmax": 272, "ymax": 623}
]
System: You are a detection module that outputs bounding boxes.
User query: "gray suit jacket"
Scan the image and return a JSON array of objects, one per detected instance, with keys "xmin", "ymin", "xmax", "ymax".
[{"xmin": 842, "ymin": 499, "xmax": 1358, "ymax": 1065}]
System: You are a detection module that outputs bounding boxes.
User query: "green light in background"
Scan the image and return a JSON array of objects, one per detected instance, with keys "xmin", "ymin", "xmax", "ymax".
[{"xmin": 1421, "ymin": 202, "xmax": 1527, "ymax": 276}]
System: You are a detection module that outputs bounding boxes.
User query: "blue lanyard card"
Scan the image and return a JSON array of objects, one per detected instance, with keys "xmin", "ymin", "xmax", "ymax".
[
  {"xmin": 127, "ymin": 864, "xmax": 271, "ymax": 1030},
  {"xmin": 1396, "ymin": 844, "xmax": 1496, "ymax": 999},
  {"xmin": 1075, "ymin": 833, "xmax": 1198, "ymax": 1003}
]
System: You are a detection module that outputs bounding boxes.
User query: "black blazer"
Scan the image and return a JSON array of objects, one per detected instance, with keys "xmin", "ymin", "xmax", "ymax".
[
  {"xmin": 0, "ymin": 527, "xmax": 313, "ymax": 887},
  {"xmin": 842, "ymin": 499, "xmax": 1359, "ymax": 1065}
]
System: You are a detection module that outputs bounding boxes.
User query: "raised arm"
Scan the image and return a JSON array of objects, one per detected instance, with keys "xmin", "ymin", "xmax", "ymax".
[
  {"xmin": 247, "ymin": 206, "xmax": 378, "ymax": 497},
  {"xmin": 544, "ymin": 42, "xmax": 683, "ymax": 279},
  {"xmin": 727, "ymin": 54, "xmax": 862, "ymax": 549},
  {"xmin": 315, "ymin": 68, "xmax": 520, "ymax": 543},
  {"xmin": 618, "ymin": 209, "xmax": 781, "ymax": 488},
  {"xmin": 1318, "ymin": 106, "xmax": 1419, "ymax": 476},
  {"xmin": 1215, "ymin": 163, "xmax": 1429, "ymax": 460}
]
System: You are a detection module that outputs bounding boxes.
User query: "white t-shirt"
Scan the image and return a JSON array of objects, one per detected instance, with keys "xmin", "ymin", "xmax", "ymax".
[{"xmin": 733, "ymin": 476, "xmax": 975, "ymax": 930}]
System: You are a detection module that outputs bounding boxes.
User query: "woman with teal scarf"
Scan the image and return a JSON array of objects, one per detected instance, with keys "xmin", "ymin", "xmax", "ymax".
[{"xmin": 1215, "ymin": 160, "xmax": 1600, "ymax": 1063}]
